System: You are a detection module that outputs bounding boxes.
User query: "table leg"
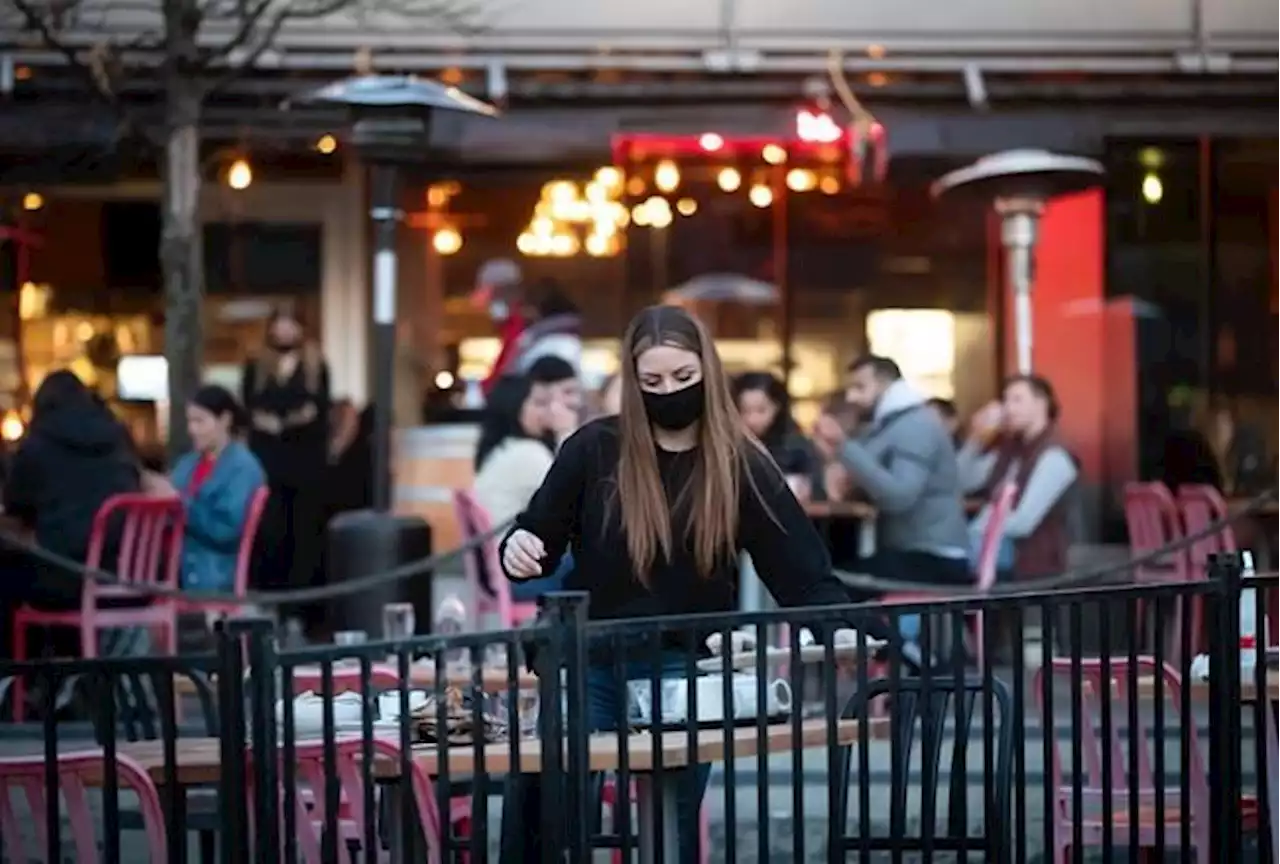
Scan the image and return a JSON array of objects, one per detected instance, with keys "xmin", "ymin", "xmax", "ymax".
[
  {"xmin": 635, "ymin": 774, "xmax": 680, "ymax": 864},
  {"xmin": 1266, "ymin": 701, "xmax": 1278, "ymax": 858}
]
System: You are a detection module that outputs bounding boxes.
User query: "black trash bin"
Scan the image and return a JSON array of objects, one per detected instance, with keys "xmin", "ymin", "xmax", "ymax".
[{"xmin": 326, "ymin": 510, "xmax": 434, "ymax": 638}]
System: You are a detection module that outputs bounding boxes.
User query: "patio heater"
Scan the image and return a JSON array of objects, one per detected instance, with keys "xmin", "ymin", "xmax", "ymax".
[
  {"xmin": 932, "ymin": 150, "xmax": 1103, "ymax": 374},
  {"xmin": 290, "ymin": 76, "xmax": 496, "ymax": 639},
  {"xmin": 293, "ymin": 75, "xmax": 497, "ymax": 510}
]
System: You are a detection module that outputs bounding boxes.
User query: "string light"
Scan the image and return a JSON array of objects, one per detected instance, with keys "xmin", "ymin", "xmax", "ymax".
[
  {"xmin": 21, "ymin": 192, "xmax": 43, "ymax": 211},
  {"xmin": 699, "ymin": 133, "xmax": 725, "ymax": 152},
  {"xmin": 315, "ymin": 134, "xmax": 338, "ymax": 154},
  {"xmin": 762, "ymin": 144, "xmax": 787, "ymax": 165},
  {"xmin": 748, "ymin": 184, "xmax": 773, "ymax": 208},
  {"xmin": 654, "ymin": 160, "xmax": 680, "ymax": 193},
  {"xmin": 785, "ymin": 169, "xmax": 817, "ymax": 192},
  {"xmin": 819, "ymin": 175, "xmax": 841, "ymax": 195},
  {"xmin": 1141, "ymin": 172, "xmax": 1163, "ymax": 205},
  {"xmin": 716, "ymin": 167, "xmax": 742, "ymax": 192},
  {"xmin": 227, "ymin": 158, "xmax": 253, "ymax": 191},
  {"xmin": 676, "ymin": 198, "xmax": 698, "ymax": 216},
  {"xmin": 432, "ymin": 227, "xmax": 463, "ymax": 255}
]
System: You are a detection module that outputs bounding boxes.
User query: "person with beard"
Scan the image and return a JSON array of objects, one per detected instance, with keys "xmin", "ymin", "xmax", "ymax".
[
  {"xmin": 813, "ymin": 356, "xmax": 971, "ymax": 617},
  {"xmin": 241, "ymin": 309, "xmax": 331, "ymax": 634}
]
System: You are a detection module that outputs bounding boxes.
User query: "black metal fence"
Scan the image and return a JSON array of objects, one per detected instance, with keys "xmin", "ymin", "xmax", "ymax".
[{"xmin": 0, "ymin": 555, "xmax": 1273, "ymax": 863}]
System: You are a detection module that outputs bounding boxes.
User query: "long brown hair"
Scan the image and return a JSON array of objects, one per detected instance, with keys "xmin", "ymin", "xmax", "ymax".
[{"xmin": 614, "ymin": 305, "xmax": 752, "ymax": 582}]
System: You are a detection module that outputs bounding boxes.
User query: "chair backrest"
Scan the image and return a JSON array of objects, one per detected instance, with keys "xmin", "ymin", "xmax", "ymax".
[
  {"xmin": 1175, "ymin": 483, "xmax": 1236, "ymax": 575},
  {"xmin": 974, "ymin": 483, "xmax": 1019, "ymax": 591},
  {"xmin": 85, "ymin": 493, "xmax": 186, "ymax": 594},
  {"xmin": 1034, "ymin": 658, "xmax": 1209, "ymax": 840},
  {"xmin": 259, "ymin": 736, "xmax": 443, "ymax": 864},
  {"xmin": 0, "ymin": 750, "xmax": 168, "ymax": 864},
  {"xmin": 104, "ymin": 667, "xmax": 220, "ymax": 743},
  {"xmin": 1122, "ymin": 482, "xmax": 1189, "ymax": 581},
  {"xmin": 452, "ymin": 489, "xmax": 512, "ymax": 622},
  {"xmin": 835, "ymin": 676, "xmax": 1015, "ymax": 856},
  {"xmin": 233, "ymin": 487, "xmax": 271, "ymax": 598}
]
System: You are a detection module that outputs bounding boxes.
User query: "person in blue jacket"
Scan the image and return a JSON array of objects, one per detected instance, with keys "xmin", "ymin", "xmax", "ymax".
[{"xmin": 169, "ymin": 385, "xmax": 265, "ymax": 592}]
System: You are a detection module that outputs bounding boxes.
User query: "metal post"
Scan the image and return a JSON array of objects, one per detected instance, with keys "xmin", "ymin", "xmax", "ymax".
[
  {"xmin": 539, "ymin": 591, "xmax": 590, "ymax": 862},
  {"xmin": 996, "ymin": 199, "xmax": 1042, "ymax": 374},
  {"xmin": 370, "ymin": 163, "xmax": 402, "ymax": 512}
]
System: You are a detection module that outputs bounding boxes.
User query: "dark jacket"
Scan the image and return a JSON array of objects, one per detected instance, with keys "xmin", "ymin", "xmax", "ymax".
[
  {"xmin": 4, "ymin": 401, "xmax": 140, "ymax": 560},
  {"xmin": 242, "ymin": 345, "xmax": 331, "ymax": 489}
]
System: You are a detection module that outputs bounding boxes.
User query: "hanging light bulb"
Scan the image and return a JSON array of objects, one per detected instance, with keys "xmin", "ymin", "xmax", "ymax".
[
  {"xmin": 227, "ymin": 158, "xmax": 253, "ymax": 191},
  {"xmin": 649, "ymin": 206, "xmax": 673, "ymax": 229},
  {"xmin": 654, "ymin": 160, "xmax": 680, "ymax": 193},
  {"xmin": 432, "ymin": 227, "xmax": 463, "ymax": 255},
  {"xmin": 761, "ymin": 144, "xmax": 787, "ymax": 165},
  {"xmin": 676, "ymin": 198, "xmax": 698, "ymax": 216},
  {"xmin": 699, "ymin": 133, "xmax": 725, "ymax": 152},
  {"xmin": 1141, "ymin": 172, "xmax": 1163, "ymax": 205},
  {"xmin": 594, "ymin": 166, "xmax": 624, "ymax": 192},
  {"xmin": 748, "ymin": 184, "xmax": 773, "ymax": 208},
  {"xmin": 315, "ymin": 134, "xmax": 338, "ymax": 154},
  {"xmin": 819, "ymin": 175, "xmax": 841, "ymax": 195},
  {"xmin": 21, "ymin": 192, "xmax": 43, "ymax": 211},
  {"xmin": 785, "ymin": 168, "xmax": 818, "ymax": 192},
  {"xmin": 585, "ymin": 233, "xmax": 610, "ymax": 257},
  {"xmin": 716, "ymin": 167, "xmax": 742, "ymax": 192}
]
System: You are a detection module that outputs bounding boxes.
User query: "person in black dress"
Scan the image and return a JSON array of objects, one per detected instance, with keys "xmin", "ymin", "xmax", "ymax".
[
  {"xmin": 242, "ymin": 310, "xmax": 330, "ymax": 633},
  {"xmin": 498, "ymin": 306, "xmax": 893, "ymax": 862}
]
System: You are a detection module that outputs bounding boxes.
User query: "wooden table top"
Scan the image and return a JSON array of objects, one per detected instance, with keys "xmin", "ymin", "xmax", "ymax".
[
  {"xmin": 104, "ymin": 718, "xmax": 865, "ymax": 786},
  {"xmin": 804, "ymin": 498, "xmax": 983, "ymax": 520},
  {"xmin": 1134, "ymin": 668, "xmax": 1278, "ymax": 702}
]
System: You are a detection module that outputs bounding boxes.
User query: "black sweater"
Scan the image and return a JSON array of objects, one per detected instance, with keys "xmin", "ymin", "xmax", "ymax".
[{"xmin": 501, "ymin": 416, "xmax": 855, "ymax": 622}]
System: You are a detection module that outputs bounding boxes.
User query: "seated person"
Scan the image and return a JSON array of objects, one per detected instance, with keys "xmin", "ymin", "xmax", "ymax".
[
  {"xmin": 2, "ymin": 371, "xmax": 148, "ymax": 667},
  {"xmin": 958, "ymin": 375, "xmax": 1077, "ymax": 580},
  {"xmin": 527, "ymin": 354, "xmax": 582, "ymax": 447},
  {"xmin": 733, "ymin": 371, "xmax": 821, "ymax": 502},
  {"xmin": 166, "ymin": 386, "xmax": 266, "ymax": 592},
  {"xmin": 471, "ymin": 376, "xmax": 565, "ymax": 602}
]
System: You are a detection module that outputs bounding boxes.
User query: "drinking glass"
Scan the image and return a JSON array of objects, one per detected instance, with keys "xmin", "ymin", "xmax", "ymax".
[{"xmin": 382, "ymin": 603, "xmax": 416, "ymax": 641}]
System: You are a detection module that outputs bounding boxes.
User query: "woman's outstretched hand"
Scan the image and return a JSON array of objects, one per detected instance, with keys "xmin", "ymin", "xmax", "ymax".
[{"xmin": 502, "ymin": 529, "xmax": 546, "ymax": 579}]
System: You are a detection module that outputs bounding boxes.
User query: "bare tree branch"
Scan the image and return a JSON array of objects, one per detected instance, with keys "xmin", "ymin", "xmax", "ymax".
[{"xmin": 5, "ymin": 0, "xmax": 120, "ymax": 104}]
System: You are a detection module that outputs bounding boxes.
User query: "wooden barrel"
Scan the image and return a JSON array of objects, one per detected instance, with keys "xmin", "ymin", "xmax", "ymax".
[{"xmin": 394, "ymin": 424, "xmax": 480, "ymax": 555}]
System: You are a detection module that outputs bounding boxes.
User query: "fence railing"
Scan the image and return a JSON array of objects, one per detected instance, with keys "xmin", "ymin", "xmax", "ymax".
[{"xmin": 0, "ymin": 553, "xmax": 1273, "ymax": 864}]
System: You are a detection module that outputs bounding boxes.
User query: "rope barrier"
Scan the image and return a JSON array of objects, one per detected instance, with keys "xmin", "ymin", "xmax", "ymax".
[
  {"xmin": 0, "ymin": 516, "xmax": 513, "ymax": 607},
  {"xmin": 0, "ymin": 487, "xmax": 1272, "ymax": 608},
  {"xmin": 833, "ymin": 487, "xmax": 1278, "ymax": 596}
]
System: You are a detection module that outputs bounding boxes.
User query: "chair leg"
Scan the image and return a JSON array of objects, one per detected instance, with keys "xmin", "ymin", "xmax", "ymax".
[{"xmin": 12, "ymin": 622, "xmax": 26, "ymax": 722}]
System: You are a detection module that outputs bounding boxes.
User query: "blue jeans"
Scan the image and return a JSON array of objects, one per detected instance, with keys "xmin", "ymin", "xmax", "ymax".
[
  {"xmin": 509, "ymin": 553, "xmax": 572, "ymax": 603},
  {"xmin": 499, "ymin": 655, "xmax": 710, "ymax": 863}
]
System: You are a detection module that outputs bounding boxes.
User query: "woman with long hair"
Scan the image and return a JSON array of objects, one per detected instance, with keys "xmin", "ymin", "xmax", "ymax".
[
  {"xmin": 498, "ymin": 306, "xmax": 878, "ymax": 861},
  {"xmin": 732, "ymin": 370, "xmax": 821, "ymax": 501}
]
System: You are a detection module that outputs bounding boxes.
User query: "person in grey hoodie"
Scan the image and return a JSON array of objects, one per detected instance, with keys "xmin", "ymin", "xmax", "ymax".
[{"xmin": 813, "ymin": 355, "xmax": 972, "ymax": 595}]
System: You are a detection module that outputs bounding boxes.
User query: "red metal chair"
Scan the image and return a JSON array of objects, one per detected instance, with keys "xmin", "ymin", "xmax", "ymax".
[
  {"xmin": 176, "ymin": 485, "xmax": 270, "ymax": 617},
  {"xmin": 11, "ymin": 494, "xmax": 185, "ymax": 721},
  {"xmin": 1123, "ymin": 482, "xmax": 1202, "ymax": 662},
  {"xmin": 1175, "ymin": 484, "xmax": 1237, "ymax": 574},
  {"xmin": 0, "ymin": 750, "xmax": 168, "ymax": 863},
  {"xmin": 452, "ymin": 490, "xmax": 539, "ymax": 630},
  {"xmin": 1034, "ymin": 658, "xmax": 1258, "ymax": 864}
]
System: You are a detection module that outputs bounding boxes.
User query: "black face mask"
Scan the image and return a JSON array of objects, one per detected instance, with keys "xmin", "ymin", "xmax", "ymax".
[
  {"xmin": 642, "ymin": 381, "xmax": 705, "ymax": 431},
  {"xmin": 268, "ymin": 337, "xmax": 300, "ymax": 353}
]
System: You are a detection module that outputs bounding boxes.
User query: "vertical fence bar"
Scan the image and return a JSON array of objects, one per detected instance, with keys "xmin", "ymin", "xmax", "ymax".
[
  {"xmin": 100, "ymin": 666, "xmax": 121, "ymax": 864},
  {"xmin": 1220, "ymin": 555, "xmax": 1243, "ymax": 863},
  {"xmin": 1067, "ymin": 601, "xmax": 1083, "ymax": 864},
  {"xmin": 241, "ymin": 619, "xmax": 280, "ymax": 864},
  {"xmin": 1096, "ymin": 599, "xmax": 1114, "ymax": 864},
  {"xmin": 1152, "ymin": 594, "xmax": 1168, "ymax": 862},
  {"xmin": 156, "ymin": 666, "xmax": 185, "ymax": 864},
  {"xmin": 1205, "ymin": 554, "xmax": 1234, "ymax": 863},
  {"xmin": 1039, "ymin": 599, "xmax": 1056, "ymax": 863},
  {"xmin": 1011, "ymin": 603, "xmax": 1028, "ymax": 864},
  {"xmin": 215, "ymin": 620, "xmax": 250, "ymax": 864},
  {"xmin": 40, "ymin": 666, "xmax": 60, "ymax": 864},
  {"xmin": 1250, "ymin": 574, "xmax": 1273, "ymax": 863},
  {"xmin": 719, "ymin": 624, "xmax": 738, "ymax": 864},
  {"xmin": 1125, "ymin": 595, "xmax": 1141, "ymax": 860}
]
